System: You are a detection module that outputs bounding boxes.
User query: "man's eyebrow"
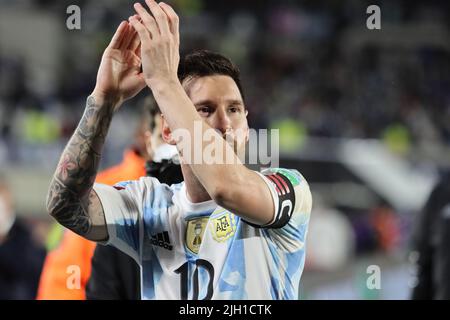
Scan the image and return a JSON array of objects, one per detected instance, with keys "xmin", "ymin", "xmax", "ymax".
[
  {"xmin": 193, "ymin": 100, "xmax": 213, "ymax": 107},
  {"xmin": 227, "ymin": 100, "xmax": 244, "ymax": 106},
  {"xmin": 193, "ymin": 99, "xmax": 244, "ymax": 107}
]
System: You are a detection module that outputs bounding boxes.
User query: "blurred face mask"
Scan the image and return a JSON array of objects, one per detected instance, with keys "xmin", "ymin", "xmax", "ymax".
[{"xmin": 0, "ymin": 196, "xmax": 14, "ymax": 237}]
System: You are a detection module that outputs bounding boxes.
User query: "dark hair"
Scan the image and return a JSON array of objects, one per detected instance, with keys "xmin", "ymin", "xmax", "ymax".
[
  {"xmin": 139, "ymin": 96, "xmax": 161, "ymax": 132},
  {"xmin": 177, "ymin": 50, "xmax": 245, "ymax": 101}
]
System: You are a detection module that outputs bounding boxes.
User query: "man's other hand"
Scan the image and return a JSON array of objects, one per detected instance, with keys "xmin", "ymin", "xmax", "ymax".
[
  {"xmin": 92, "ymin": 20, "xmax": 146, "ymax": 109},
  {"xmin": 129, "ymin": 0, "xmax": 180, "ymax": 89}
]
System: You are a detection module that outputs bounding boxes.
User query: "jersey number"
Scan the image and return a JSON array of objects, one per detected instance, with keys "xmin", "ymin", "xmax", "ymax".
[{"xmin": 175, "ymin": 259, "xmax": 214, "ymax": 300}]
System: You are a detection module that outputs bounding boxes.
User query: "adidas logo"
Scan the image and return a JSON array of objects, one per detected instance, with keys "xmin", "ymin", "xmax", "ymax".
[{"xmin": 150, "ymin": 231, "xmax": 173, "ymax": 251}]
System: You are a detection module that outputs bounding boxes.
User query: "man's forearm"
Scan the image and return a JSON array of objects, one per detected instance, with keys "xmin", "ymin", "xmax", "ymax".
[
  {"xmin": 46, "ymin": 95, "xmax": 116, "ymax": 238},
  {"xmin": 151, "ymin": 81, "xmax": 242, "ymax": 186}
]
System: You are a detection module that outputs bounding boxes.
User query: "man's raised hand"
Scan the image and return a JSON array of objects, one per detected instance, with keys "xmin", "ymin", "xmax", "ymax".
[
  {"xmin": 129, "ymin": 0, "xmax": 180, "ymax": 89},
  {"xmin": 92, "ymin": 20, "xmax": 146, "ymax": 108}
]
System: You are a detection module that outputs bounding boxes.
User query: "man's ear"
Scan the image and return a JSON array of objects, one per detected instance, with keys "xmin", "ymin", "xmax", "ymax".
[
  {"xmin": 245, "ymin": 110, "xmax": 250, "ymax": 143},
  {"xmin": 143, "ymin": 130, "xmax": 154, "ymax": 161},
  {"xmin": 161, "ymin": 115, "xmax": 177, "ymax": 145}
]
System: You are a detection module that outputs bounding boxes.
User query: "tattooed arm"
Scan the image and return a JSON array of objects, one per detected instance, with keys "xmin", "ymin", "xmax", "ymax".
[
  {"xmin": 46, "ymin": 96, "xmax": 114, "ymax": 241},
  {"xmin": 46, "ymin": 20, "xmax": 146, "ymax": 241}
]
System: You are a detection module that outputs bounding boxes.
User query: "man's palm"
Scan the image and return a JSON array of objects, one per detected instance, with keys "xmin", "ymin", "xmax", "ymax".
[{"xmin": 94, "ymin": 21, "xmax": 145, "ymax": 105}]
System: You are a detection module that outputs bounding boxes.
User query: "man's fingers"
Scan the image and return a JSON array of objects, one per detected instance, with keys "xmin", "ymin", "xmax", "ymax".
[
  {"xmin": 159, "ymin": 2, "xmax": 179, "ymax": 39},
  {"xmin": 124, "ymin": 15, "xmax": 141, "ymax": 51},
  {"xmin": 108, "ymin": 21, "xmax": 128, "ymax": 49},
  {"xmin": 121, "ymin": 22, "xmax": 138, "ymax": 50},
  {"xmin": 145, "ymin": 0, "xmax": 171, "ymax": 36},
  {"xmin": 134, "ymin": 40, "xmax": 142, "ymax": 57},
  {"xmin": 118, "ymin": 23, "xmax": 132, "ymax": 49},
  {"xmin": 129, "ymin": 31, "xmax": 141, "ymax": 52},
  {"xmin": 134, "ymin": 3, "xmax": 159, "ymax": 39},
  {"xmin": 129, "ymin": 16, "xmax": 151, "ymax": 44}
]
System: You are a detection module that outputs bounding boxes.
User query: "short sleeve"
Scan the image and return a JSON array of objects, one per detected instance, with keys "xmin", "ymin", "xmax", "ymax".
[
  {"xmin": 93, "ymin": 177, "xmax": 155, "ymax": 263},
  {"xmin": 256, "ymin": 168, "xmax": 313, "ymax": 251}
]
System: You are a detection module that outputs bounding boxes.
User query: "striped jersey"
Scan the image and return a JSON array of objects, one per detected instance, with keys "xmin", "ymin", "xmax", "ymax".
[{"xmin": 93, "ymin": 168, "xmax": 312, "ymax": 300}]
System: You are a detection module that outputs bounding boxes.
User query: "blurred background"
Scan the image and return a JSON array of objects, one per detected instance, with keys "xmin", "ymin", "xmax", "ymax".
[{"xmin": 0, "ymin": 0, "xmax": 449, "ymax": 299}]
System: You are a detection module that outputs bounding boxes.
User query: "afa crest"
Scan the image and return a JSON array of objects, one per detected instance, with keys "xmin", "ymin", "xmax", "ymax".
[{"xmin": 210, "ymin": 212, "xmax": 236, "ymax": 242}]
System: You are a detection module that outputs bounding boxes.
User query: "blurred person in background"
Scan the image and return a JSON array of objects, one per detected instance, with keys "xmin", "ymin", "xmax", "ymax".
[
  {"xmin": 410, "ymin": 169, "xmax": 450, "ymax": 299},
  {"xmin": 0, "ymin": 174, "xmax": 46, "ymax": 299},
  {"xmin": 37, "ymin": 98, "xmax": 181, "ymax": 300}
]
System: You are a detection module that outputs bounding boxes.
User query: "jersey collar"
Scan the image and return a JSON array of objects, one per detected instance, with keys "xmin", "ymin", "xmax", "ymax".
[{"xmin": 179, "ymin": 183, "xmax": 217, "ymax": 219}]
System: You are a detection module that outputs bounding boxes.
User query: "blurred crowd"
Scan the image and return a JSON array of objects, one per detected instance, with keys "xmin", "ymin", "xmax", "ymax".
[{"xmin": 1, "ymin": 0, "xmax": 449, "ymax": 168}]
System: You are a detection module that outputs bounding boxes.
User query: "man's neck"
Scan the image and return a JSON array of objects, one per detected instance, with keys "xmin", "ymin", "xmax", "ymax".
[{"xmin": 181, "ymin": 164, "xmax": 212, "ymax": 203}]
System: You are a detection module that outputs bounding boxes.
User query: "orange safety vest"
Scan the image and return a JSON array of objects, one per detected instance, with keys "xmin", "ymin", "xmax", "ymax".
[{"xmin": 36, "ymin": 149, "xmax": 146, "ymax": 300}]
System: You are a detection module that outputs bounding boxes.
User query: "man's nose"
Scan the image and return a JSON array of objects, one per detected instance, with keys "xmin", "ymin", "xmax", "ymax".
[{"xmin": 213, "ymin": 109, "xmax": 232, "ymax": 135}]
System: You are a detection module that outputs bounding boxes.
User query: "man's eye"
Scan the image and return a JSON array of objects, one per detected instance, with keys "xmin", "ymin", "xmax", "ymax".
[
  {"xmin": 198, "ymin": 107, "xmax": 212, "ymax": 115},
  {"xmin": 229, "ymin": 106, "xmax": 241, "ymax": 113}
]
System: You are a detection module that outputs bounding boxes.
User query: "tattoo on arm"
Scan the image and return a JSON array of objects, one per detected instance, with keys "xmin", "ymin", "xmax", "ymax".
[{"xmin": 46, "ymin": 96, "xmax": 114, "ymax": 240}]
